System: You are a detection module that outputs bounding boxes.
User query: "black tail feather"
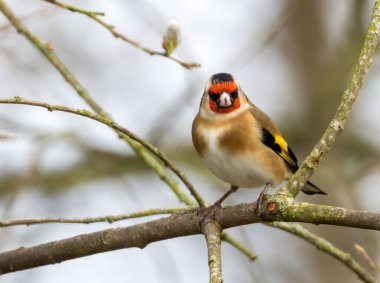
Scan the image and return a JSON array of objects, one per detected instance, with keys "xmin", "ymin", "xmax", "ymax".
[{"xmin": 301, "ymin": 181, "xmax": 327, "ymax": 195}]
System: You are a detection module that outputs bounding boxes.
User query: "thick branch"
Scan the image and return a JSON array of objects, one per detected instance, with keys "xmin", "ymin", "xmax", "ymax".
[
  {"xmin": 278, "ymin": 0, "xmax": 380, "ymax": 197},
  {"xmin": 1, "ymin": 1, "xmax": 379, "ymax": 281},
  {"xmin": 0, "ymin": 205, "xmax": 254, "ymax": 275},
  {"xmin": 0, "ymin": 211, "xmax": 204, "ymax": 275},
  {"xmin": 1, "ymin": 201, "xmax": 380, "ymax": 275},
  {"xmin": 202, "ymin": 220, "xmax": 223, "ymax": 283},
  {"xmin": 262, "ymin": 196, "xmax": 380, "ymax": 230}
]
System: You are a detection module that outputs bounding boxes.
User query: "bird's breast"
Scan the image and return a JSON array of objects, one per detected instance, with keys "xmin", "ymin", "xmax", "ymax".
[{"xmin": 192, "ymin": 111, "xmax": 288, "ymax": 188}]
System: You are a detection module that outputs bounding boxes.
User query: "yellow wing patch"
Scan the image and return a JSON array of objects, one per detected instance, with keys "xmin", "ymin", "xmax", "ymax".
[{"xmin": 274, "ymin": 134, "xmax": 297, "ymax": 168}]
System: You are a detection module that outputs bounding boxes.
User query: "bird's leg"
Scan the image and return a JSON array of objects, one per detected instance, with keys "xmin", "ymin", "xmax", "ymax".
[
  {"xmin": 213, "ymin": 185, "xmax": 239, "ymax": 208},
  {"xmin": 198, "ymin": 185, "xmax": 239, "ymax": 221},
  {"xmin": 256, "ymin": 183, "xmax": 270, "ymax": 213}
]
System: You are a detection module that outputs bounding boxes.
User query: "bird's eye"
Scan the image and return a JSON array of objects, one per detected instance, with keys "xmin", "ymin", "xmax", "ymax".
[
  {"xmin": 208, "ymin": 92, "xmax": 219, "ymax": 101},
  {"xmin": 230, "ymin": 90, "xmax": 238, "ymax": 99}
]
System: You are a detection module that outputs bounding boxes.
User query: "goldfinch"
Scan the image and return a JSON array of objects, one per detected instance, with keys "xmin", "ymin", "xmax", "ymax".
[{"xmin": 192, "ymin": 73, "xmax": 326, "ymax": 206}]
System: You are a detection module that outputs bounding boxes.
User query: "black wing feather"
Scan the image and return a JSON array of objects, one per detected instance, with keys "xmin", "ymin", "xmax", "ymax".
[
  {"xmin": 260, "ymin": 127, "xmax": 327, "ymax": 195},
  {"xmin": 261, "ymin": 127, "xmax": 298, "ymax": 172}
]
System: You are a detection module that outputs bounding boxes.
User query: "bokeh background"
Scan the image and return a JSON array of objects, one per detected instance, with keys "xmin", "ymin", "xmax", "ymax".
[{"xmin": 1, "ymin": 0, "xmax": 380, "ymax": 282}]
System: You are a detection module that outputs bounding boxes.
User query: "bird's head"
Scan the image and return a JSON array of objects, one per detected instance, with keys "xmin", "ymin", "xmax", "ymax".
[{"xmin": 199, "ymin": 73, "xmax": 248, "ymax": 118}]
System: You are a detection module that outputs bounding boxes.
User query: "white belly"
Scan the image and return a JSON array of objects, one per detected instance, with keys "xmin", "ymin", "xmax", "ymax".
[{"xmin": 202, "ymin": 131, "xmax": 276, "ymax": 188}]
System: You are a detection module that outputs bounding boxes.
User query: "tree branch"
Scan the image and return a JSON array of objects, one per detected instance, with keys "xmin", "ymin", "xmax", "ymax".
[
  {"xmin": 1, "ymin": 1, "xmax": 379, "ymax": 281},
  {"xmin": 0, "ymin": 1, "xmax": 258, "ymax": 260},
  {"xmin": 220, "ymin": 232, "xmax": 257, "ymax": 261},
  {"xmin": 0, "ymin": 201, "xmax": 379, "ymax": 275},
  {"xmin": 0, "ymin": 95, "xmax": 205, "ymax": 206},
  {"xmin": 278, "ymin": 0, "xmax": 380, "ymax": 198},
  {"xmin": 354, "ymin": 243, "xmax": 380, "ymax": 273},
  {"xmin": 43, "ymin": 0, "xmax": 104, "ymax": 16},
  {"xmin": 42, "ymin": 0, "xmax": 200, "ymax": 69},
  {"xmin": 0, "ymin": 207, "xmax": 196, "ymax": 227},
  {"xmin": 268, "ymin": 222, "xmax": 376, "ymax": 283},
  {"xmin": 202, "ymin": 220, "xmax": 223, "ymax": 283},
  {"xmin": 261, "ymin": 196, "xmax": 380, "ymax": 230},
  {"xmin": 0, "ymin": 0, "xmax": 206, "ymax": 207}
]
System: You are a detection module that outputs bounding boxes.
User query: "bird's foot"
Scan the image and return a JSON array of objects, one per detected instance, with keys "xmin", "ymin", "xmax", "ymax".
[
  {"xmin": 255, "ymin": 183, "xmax": 270, "ymax": 214},
  {"xmin": 198, "ymin": 185, "xmax": 238, "ymax": 224},
  {"xmin": 197, "ymin": 202, "xmax": 221, "ymax": 223}
]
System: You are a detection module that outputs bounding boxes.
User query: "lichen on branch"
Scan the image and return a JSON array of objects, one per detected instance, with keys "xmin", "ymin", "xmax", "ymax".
[{"xmin": 278, "ymin": 0, "xmax": 380, "ymax": 198}]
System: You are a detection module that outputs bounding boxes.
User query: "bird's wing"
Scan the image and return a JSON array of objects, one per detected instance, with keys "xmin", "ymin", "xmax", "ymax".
[
  {"xmin": 248, "ymin": 101, "xmax": 298, "ymax": 172},
  {"xmin": 245, "ymin": 97, "xmax": 327, "ymax": 195},
  {"xmin": 260, "ymin": 127, "xmax": 298, "ymax": 171}
]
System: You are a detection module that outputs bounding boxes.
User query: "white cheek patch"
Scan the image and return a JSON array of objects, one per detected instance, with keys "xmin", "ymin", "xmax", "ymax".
[{"xmin": 219, "ymin": 92, "xmax": 232, "ymax": 107}]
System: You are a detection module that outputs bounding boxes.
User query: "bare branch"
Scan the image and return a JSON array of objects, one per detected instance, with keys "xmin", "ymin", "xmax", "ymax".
[
  {"xmin": 0, "ymin": 96, "xmax": 205, "ymax": 206},
  {"xmin": 0, "ymin": 6, "xmax": 54, "ymax": 33},
  {"xmin": 43, "ymin": 0, "xmax": 104, "ymax": 16},
  {"xmin": 42, "ymin": 0, "xmax": 200, "ymax": 69},
  {"xmin": 0, "ymin": 201, "xmax": 380, "ymax": 275},
  {"xmin": 0, "ymin": 207, "xmax": 196, "ymax": 227},
  {"xmin": 202, "ymin": 220, "xmax": 223, "ymax": 283},
  {"xmin": 0, "ymin": 0, "xmax": 258, "ymax": 262},
  {"xmin": 0, "ymin": 1, "xmax": 257, "ymax": 262},
  {"xmin": 261, "ymin": 196, "xmax": 380, "ymax": 230},
  {"xmin": 269, "ymin": 222, "xmax": 376, "ymax": 283},
  {"xmin": 278, "ymin": 0, "xmax": 380, "ymax": 197},
  {"xmin": 0, "ymin": 1, "xmax": 379, "ymax": 281},
  {"xmin": 0, "ymin": 1, "xmax": 206, "ymax": 207},
  {"xmin": 220, "ymin": 232, "xmax": 257, "ymax": 261},
  {"xmin": 355, "ymin": 243, "xmax": 380, "ymax": 272},
  {"xmin": 0, "ymin": 211, "xmax": 202, "ymax": 275}
]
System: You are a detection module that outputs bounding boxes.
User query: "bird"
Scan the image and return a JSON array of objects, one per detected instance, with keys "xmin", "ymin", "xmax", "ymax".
[{"xmin": 192, "ymin": 73, "xmax": 326, "ymax": 209}]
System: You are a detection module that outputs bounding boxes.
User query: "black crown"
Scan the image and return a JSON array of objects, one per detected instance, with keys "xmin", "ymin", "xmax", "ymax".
[{"xmin": 211, "ymin": 73, "xmax": 233, "ymax": 84}]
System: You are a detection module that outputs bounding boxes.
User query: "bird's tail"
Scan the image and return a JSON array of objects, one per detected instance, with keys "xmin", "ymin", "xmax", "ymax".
[{"xmin": 301, "ymin": 181, "xmax": 327, "ymax": 195}]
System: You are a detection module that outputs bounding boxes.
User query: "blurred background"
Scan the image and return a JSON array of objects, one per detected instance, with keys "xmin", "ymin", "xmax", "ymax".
[{"xmin": 1, "ymin": 0, "xmax": 380, "ymax": 282}]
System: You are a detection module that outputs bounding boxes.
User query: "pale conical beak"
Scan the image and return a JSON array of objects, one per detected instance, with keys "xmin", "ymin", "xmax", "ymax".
[{"xmin": 218, "ymin": 92, "xmax": 232, "ymax": 107}]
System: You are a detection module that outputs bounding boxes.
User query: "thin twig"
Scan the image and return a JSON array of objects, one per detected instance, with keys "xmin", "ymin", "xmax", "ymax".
[
  {"xmin": 0, "ymin": 132, "xmax": 15, "ymax": 139},
  {"xmin": 42, "ymin": 0, "xmax": 200, "ymax": 69},
  {"xmin": 0, "ymin": 1, "xmax": 206, "ymax": 207},
  {"xmin": 220, "ymin": 232, "xmax": 257, "ymax": 261},
  {"xmin": 355, "ymin": 243, "xmax": 380, "ymax": 272},
  {"xmin": 277, "ymin": 0, "xmax": 380, "ymax": 198},
  {"xmin": 0, "ymin": 207, "xmax": 196, "ymax": 227},
  {"xmin": 268, "ymin": 222, "xmax": 377, "ymax": 283},
  {"xmin": 0, "ymin": 96, "xmax": 205, "ymax": 207},
  {"xmin": 0, "ymin": 7, "xmax": 55, "ymax": 33},
  {"xmin": 0, "ymin": 0, "xmax": 257, "ymax": 262},
  {"xmin": 43, "ymin": 0, "xmax": 104, "ymax": 16}
]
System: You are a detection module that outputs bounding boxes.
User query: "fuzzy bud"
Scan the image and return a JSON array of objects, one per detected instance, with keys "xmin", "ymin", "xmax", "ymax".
[{"xmin": 162, "ymin": 18, "xmax": 181, "ymax": 55}]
